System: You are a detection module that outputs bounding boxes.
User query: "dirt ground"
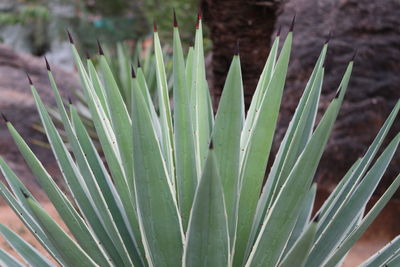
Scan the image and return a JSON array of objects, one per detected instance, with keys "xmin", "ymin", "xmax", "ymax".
[{"xmin": 1, "ymin": 197, "xmax": 398, "ymax": 266}]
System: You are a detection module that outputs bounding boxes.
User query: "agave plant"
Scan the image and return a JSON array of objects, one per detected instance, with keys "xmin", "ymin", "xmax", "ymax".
[{"xmin": 1, "ymin": 13, "xmax": 400, "ymax": 267}]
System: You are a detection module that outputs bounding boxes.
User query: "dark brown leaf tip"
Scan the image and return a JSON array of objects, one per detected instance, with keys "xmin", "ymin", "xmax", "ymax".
[
  {"xmin": 85, "ymin": 50, "xmax": 90, "ymax": 59},
  {"xmin": 313, "ymin": 213, "xmax": 320, "ymax": 222},
  {"xmin": 334, "ymin": 88, "xmax": 341, "ymax": 99},
  {"xmin": 68, "ymin": 97, "xmax": 73, "ymax": 105},
  {"xmin": 137, "ymin": 58, "xmax": 141, "ymax": 68},
  {"xmin": 20, "ymin": 189, "xmax": 29, "ymax": 198},
  {"xmin": 276, "ymin": 25, "xmax": 281, "ymax": 37},
  {"xmin": 351, "ymin": 49, "xmax": 357, "ymax": 61},
  {"xmin": 44, "ymin": 56, "xmax": 51, "ymax": 71},
  {"xmin": 97, "ymin": 40, "xmax": 104, "ymax": 55},
  {"xmin": 153, "ymin": 21, "xmax": 158, "ymax": 32},
  {"xmin": 325, "ymin": 31, "xmax": 332, "ymax": 44},
  {"xmin": 196, "ymin": 10, "xmax": 202, "ymax": 29},
  {"xmin": 131, "ymin": 64, "xmax": 136, "ymax": 78},
  {"xmin": 234, "ymin": 40, "xmax": 240, "ymax": 56},
  {"xmin": 209, "ymin": 139, "xmax": 214, "ymax": 149},
  {"xmin": 289, "ymin": 14, "xmax": 296, "ymax": 32},
  {"xmin": 1, "ymin": 113, "xmax": 8, "ymax": 123},
  {"xmin": 197, "ymin": 10, "xmax": 202, "ymax": 21},
  {"xmin": 26, "ymin": 72, "xmax": 33, "ymax": 85},
  {"xmin": 66, "ymin": 30, "xmax": 74, "ymax": 44},
  {"xmin": 173, "ymin": 9, "xmax": 178, "ymax": 27}
]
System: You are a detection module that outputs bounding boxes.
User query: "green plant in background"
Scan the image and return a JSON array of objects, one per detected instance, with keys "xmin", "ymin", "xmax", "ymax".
[
  {"xmin": 1, "ymin": 13, "xmax": 400, "ymax": 267},
  {"xmin": 0, "ymin": 0, "xmax": 50, "ymax": 55},
  {"xmin": 140, "ymin": 0, "xmax": 198, "ymax": 42}
]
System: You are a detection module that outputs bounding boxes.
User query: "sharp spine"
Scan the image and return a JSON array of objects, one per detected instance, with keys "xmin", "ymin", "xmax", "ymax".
[
  {"xmin": 131, "ymin": 64, "xmax": 136, "ymax": 78},
  {"xmin": 325, "ymin": 31, "xmax": 332, "ymax": 44},
  {"xmin": 44, "ymin": 56, "xmax": 51, "ymax": 71},
  {"xmin": 351, "ymin": 49, "xmax": 357, "ymax": 61},
  {"xmin": 173, "ymin": 9, "xmax": 178, "ymax": 27},
  {"xmin": 97, "ymin": 40, "xmax": 104, "ymax": 55},
  {"xmin": 1, "ymin": 113, "xmax": 8, "ymax": 123},
  {"xmin": 290, "ymin": 14, "xmax": 296, "ymax": 32},
  {"xmin": 234, "ymin": 40, "xmax": 240, "ymax": 55},
  {"xmin": 66, "ymin": 30, "xmax": 74, "ymax": 44},
  {"xmin": 276, "ymin": 25, "xmax": 281, "ymax": 37},
  {"xmin": 26, "ymin": 73, "xmax": 33, "ymax": 85}
]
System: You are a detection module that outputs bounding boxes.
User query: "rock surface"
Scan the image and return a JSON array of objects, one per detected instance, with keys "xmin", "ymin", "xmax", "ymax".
[
  {"xmin": 203, "ymin": 0, "xmax": 400, "ymax": 197},
  {"xmin": 275, "ymin": 0, "xmax": 400, "ymax": 196},
  {"xmin": 0, "ymin": 44, "xmax": 79, "ymax": 202}
]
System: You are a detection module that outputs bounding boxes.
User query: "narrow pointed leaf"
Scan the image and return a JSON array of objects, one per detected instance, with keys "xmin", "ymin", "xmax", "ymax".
[
  {"xmin": 136, "ymin": 67, "xmax": 162, "ymax": 141},
  {"xmin": 87, "ymin": 60, "xmax": 110, "ymax": 118},
  {"xmin": 360, "ymin": 236, "xmax": 400, "ymax": 266},
  {"xmin": 282, "ymin": 183, "xmax": 316, "ymax": 256},
  {"xmin": 173, "ymin": 26, "xmax": 198, "ymax": 229},
  {"xmin": 0, "ymin": 178, "xmax": 63, "ymax": 265},
  {"xmin": 234, "ymin": 32, "xmax": 292, "ymax": 265},
  {"xmin": 191, "ymin": 18, "xmax": 213, "ymax": 174},
  {"xmin": 248, "ymin": 48, "xmax": 326, "ymax": 252},
  {"xmin": 241, "ymin": 36, "xmax": 280, "ymax": 148},
  {"xmin": 99, "ymin": 55, "xmax": 134, "ymax": 191},
  {"xmin": 317, "ymin": 99, "xmax": 400, "ymax": 236},
  {"xmin": 184, "ymin": 148, "xmax": 230, "ymax": 267},
  {"xmin": 185, "ymin": 46, "xmax": 194, "ymax": 99},
  {"xmin": 387, "ymin": 254, "xmax": 400, "ymax": 266},
  {"xmin": 70, "ymin": 106, "xmax": 145, "ymax": 260},
  {"xmin": 325, "ymin": 174, "xmax": 400, "ymax": 267},
  {"xmin": 307, "ymin": 134, "xmax": 400, "ymax": 267},
  {"xmin": 70, "ymin": 46, "xmax": 140, "ymax": 260},
  {"xmin": 25, "ymin": 197, "xmax": 97, "ymax": 267},
  {"xmin": 131, "ymin": 76, "xmax": 184, "ymax": 266},
  {"xmin": 154, "ymin": 30, "xmax": 175, "ymax": 183},
  {"xmin": 31, "ymin": 86, "xmax": 132, "ymax": 266},
  {"xmin": 212, "ymin": 55, "xmax": 244, "ymax": 245},
  {"xmin": 245, "ymin": 62, "xmax": 352, "ymax": 267},
  {"xmin": 0, "ymin": 249, "xmax": 24, "ymax": 267},
  {"xmin": 48, "ymin": 70, "xmax": 144, "ymax": 266},
  {"xmin": 3, "ymin": 124, "xmax": 109, "ymax": 265},
  {"xmin": 279, "ymin": 221, "xmax": 318, "ymax": 267},
  {"xmin": 0, "ymin": 224, "xmax": 53, "ymax": 267}
]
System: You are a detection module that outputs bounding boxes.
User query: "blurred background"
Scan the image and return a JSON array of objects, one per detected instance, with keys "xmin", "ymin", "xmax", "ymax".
[{"xmin": 0, "ymin": 0, "xmax": 399, "ymax": 265}]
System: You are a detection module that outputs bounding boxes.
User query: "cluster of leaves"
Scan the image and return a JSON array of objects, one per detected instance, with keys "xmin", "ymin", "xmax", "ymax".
[
  {"xmin": 0, "ymin": 12, "xmax": 399, "ymax": 267},
  {"xmin": 33, "ymin": 39, "xmax": 172, "ymax": 148}
]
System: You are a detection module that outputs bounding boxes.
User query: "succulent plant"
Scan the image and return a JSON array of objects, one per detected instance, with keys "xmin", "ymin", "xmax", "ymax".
[{"xmin": 0, "ymin": 13, "xmax": 400, "ymax": 267}]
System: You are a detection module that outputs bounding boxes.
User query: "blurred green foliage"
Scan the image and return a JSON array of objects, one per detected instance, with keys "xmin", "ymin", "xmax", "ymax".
[
  {"xmin": 140, "ymin": 0, "xmax": 199, "ymax": 42},
  {"xmin": 0, "ymin": 0, "xmax": 201, "ymax": 56},
  {"xmin": 0, "ymin": 0, "xmax": 50, "ymax": 55},
  {"xmin": 0, "ymin": 4, "xmax": 49, "ymax": 25}
]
